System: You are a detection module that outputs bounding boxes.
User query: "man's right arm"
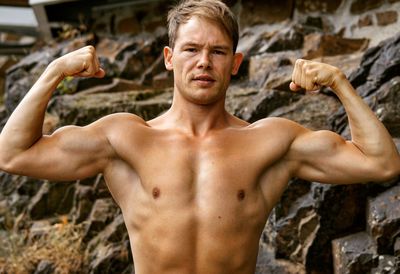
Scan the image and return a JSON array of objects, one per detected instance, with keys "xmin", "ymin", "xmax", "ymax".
[{"xmin": 0, "ymin": 46, "xmax": 115, "ymax": 181}]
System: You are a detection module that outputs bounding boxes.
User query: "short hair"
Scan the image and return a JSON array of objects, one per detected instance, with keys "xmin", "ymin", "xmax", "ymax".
[{"xmin": 167, "ymin": 0, "xmax": 239, "ymax": 53}]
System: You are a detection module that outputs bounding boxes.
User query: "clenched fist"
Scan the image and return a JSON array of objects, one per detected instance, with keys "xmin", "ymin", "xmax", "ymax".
[
  {"xmin": 289, "ymin": 59, "xmax": 345, "ymax": 93},
  {"xmin": 51, "ymin": 46, "xmax": 105, "ymax": 79}
]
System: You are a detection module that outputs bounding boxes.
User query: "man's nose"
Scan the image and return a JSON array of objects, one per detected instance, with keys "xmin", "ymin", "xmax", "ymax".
[{"xmin": 197, "ymin": 51, "xmax": 212, "ymax": 69}]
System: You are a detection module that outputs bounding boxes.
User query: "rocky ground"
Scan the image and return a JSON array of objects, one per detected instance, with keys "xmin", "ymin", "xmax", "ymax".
[{"xmin": 0, "ymin": 1, "xmax": 400, "ymax": 273}]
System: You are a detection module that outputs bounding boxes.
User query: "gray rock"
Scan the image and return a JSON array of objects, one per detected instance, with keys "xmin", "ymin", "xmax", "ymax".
[
  {"xmin": 87, "ymin": 241, "xmax": 132, "ymax": 274},
  {"xmin": 332, "ymin": 232, "xmax": 378, "ymax": 274},
  {"xmin": 226, "ymin": 86, "xmax": 302, "ymax": 123},
  {"xmin": 48, "ymin": 88, "xmax": 172, "ymax": 126},
  {"xmin": 83, "ymin": 198, "xmax": 119, "ymax": 242},
  {"xmin": 34, "ymin": 260, "xmax": 55, "ymax": 274},
  {"xmin": 367, "ymin": 184, "xmax": 400, "ymax": 254},
  {"xmin": 27, "ymin": 182, "xmax": 75, "ymax": 220},
  {"xmin": 270, "ymin": 93, "xmax": 341, "ymax": 131},
  {"xmin": 370, "ymin": 255, "xmax": 399, "ymax": 274}
]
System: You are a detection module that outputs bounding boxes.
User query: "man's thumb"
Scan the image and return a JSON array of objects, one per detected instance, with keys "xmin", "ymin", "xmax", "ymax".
[
  {"xmin": 94, "ymin": 68, "xmax": 106, "ymax": 78},
  {"xmin": 289, "ymin": 82, "xmax": 301, "ymax": 92}
]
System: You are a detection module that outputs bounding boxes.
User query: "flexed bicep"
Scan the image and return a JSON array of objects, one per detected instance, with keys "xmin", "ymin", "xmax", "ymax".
[
  {"xmin": 2, "ymin": 121, "xmax": 115, "ymax": 181},
  {"xmin": 287, "ymin": 128, "xmax": 393, "ymax": 184}
]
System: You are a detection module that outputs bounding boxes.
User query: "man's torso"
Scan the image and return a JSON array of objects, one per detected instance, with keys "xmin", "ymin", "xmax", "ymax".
[{"xmin": 101, "ymin": 114, "xmax": 293, "ymax": 274}]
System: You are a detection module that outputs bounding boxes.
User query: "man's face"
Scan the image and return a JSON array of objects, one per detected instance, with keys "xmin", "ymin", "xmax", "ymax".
[{"xmin": 164, "ymin": 16, "xmax": 243, "ymax": 105}]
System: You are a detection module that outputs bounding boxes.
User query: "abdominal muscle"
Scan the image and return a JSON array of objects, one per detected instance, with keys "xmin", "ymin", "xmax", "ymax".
[{"xmin": 115, "ymin": 172, "xmax": 270, "ymax": 274}]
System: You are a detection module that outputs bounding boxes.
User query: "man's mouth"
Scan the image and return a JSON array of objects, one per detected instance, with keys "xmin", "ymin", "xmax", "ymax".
[{"xmin": 193, "ymin": 74, "xmax": 215, "ymax": 82}]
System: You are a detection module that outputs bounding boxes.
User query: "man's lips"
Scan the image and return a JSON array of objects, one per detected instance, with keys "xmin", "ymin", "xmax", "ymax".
[{"xmin": 192, "ymin": 74, "xmax": 215, "ymax": 82}]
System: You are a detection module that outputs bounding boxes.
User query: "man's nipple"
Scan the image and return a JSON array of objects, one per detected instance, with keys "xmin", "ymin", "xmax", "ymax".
[
  {"xmin": 152, "ymin": 187, "xmax": 160, "ymax": 199},
  {"xmin": 237, "ymin": 189, "xmax": 245, "ymax": 201}
]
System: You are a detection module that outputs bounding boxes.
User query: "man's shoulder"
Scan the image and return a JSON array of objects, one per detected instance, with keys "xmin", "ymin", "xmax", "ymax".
[
  {"xmin": 249, "ymin": 117, "xmax": 302, "ymax": 132},
  {"xmin": 96, "ymin": 112, "xmax": 148, "ymax": 127},
  {"xmin": 90, "ymin": 113, "xmax": 149, "ymax": 138}
]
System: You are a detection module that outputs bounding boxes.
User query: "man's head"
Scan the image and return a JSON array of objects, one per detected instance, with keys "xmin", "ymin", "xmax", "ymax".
[
  {"xmin": 164, "ymin": 0, "xmax": 243, "ymax": 106},
  {"xmin": 167, "ymin": 0, "xmax": 239, "ymax": 53}
]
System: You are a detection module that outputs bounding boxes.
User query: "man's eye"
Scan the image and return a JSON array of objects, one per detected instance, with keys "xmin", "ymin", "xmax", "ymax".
[
  {"xmin": 185, "ymin": 48, "xmax": 197, "ymax": 52},
  {"xmin": 213, "ymin": 50, "xmax": 226, "ymax": 55}
]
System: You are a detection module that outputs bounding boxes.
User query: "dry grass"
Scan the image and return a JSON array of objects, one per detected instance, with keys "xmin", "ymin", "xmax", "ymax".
[{"xmin": 0, "ymin": 217, "xmax": 88, "ymax": 274}]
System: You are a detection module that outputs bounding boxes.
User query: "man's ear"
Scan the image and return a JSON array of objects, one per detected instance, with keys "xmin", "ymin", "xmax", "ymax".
[
  {"xmin": 231, "ymin": 52, "xmax": 243, "ymax": 75},
  {"xmin": 164, "ymin": 46, "xmax": 173, "ymax": 71}
]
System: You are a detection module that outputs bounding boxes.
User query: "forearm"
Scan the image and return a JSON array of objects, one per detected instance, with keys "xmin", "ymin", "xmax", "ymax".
[
  {"xmin": 334, "ymin": 74, "xmax": 399, "ymax": 164},
  {"xmin": 0, "ymin": 61, "xmax": 63, "ymax": 157}
]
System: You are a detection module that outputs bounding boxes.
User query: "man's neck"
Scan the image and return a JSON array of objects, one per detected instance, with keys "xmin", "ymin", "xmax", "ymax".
[{"xmin": 165, "ymin": 93, "xmax": 230, "ymax": 137}]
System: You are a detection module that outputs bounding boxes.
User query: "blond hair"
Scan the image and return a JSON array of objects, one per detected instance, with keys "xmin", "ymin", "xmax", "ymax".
[{"xmin": 167, "ymin": 0, "xmax": 239, "ymax": 52}]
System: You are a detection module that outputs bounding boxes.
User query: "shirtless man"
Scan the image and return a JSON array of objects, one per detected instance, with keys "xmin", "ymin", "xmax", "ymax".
[{"xmin": 0, "ymin": 0, "xmax": 399, "ymax": 273}]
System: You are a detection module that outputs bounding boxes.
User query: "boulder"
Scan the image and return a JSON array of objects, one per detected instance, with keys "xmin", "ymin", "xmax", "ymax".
[
  {"xmin": 370, "ymin": 255, "xmax": 399, "ymax": 274},
  {"xmin": 274, "ymin": 180, "xmax": 320, "ymax": 265},
  {"xmin": 245, "ymin": 24, "xmax": 304, "ymax": 56},
  {"xmin": 83, "ymin": 198, "xmax": 120, "ymax": 242},
  {"xmin": 71, "ymin": 184, "xmax": 95, "ymax": 224},
  {"xmin": 87, "ymin": 214, "xmax": 127, "ymax": 252},
  {"xmin": 305, "ymin": 184, "xmax": 368, "ymax": 273},
  {"xmin": 350, "ymin": 0, "xmax": 386, "ymax": 14},
  {"xmin": 226, "ymin": 86, "xmax": 302, "ymax": 123},
  {"xmin": 302, "ymin": 33, "xmax": 368, "ymax": 59},
  {"xmin": 269, "ymin": 93, "xmax": 341, "ymax": 131},
  {"xmin": 248, "ymin": 50, "xmax": 300, "ymax": 88},
  {"xmin": 295, "ymin": 0, "xmax": 342, "ymax": 13},
  {"xmin": 374, "ymin": 77, "xmax": 400, "ymax": 137},
  {"xmin": 240, "ymin": 0, "xmax": 294, "ymax": 26},
  {"xmin": 349, "ymin": 33, "xmax": 400, "ymax": 97},
  {"xmin": 48, "ymin": 88, "xmax": 172, "ymax": 126},
  {"xmin": 87, "ymin": 241, "xmax": 132, "ymax": 274},
  {"xmin": 27, "ymin": 182, "xmax": 75, "ymax": 220},
  {"xmin": 255, "ymin": 242, "xmax": 306, "ymax": 274},
  {"xmin": 375, "ymin": 10, "xmax": 398, "ymax": 26},
  {"xmin": 332, "ymin": 232, "xmax": 378, "ymax": 274},
  {"xmin": 367, "ymin": 184, "xmax": 400, "ymax": 254}
]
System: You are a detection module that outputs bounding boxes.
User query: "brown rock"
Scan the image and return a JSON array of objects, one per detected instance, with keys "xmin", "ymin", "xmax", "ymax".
[
  {"xmin": 225, "ymin": 86, "xmax": 302, "ymax": 123},
  {"xmin": 367, "ymin": 184, "xmax": 400, "ymax": 254},
  {"xmin": 42, "ymin": 112, "xmax": 59, "ymax": 135},
  {"xmin": 71, "ymin": 184, "xmax": 95, "ymax": 224},
  {"xmin": 358, "ymin": 14, "xmax": 374, "ymax": 28},
  {"xmin": 303, "ymin": 33, "xmax": 369, "ymax": 59},
  {"xmin": 152, "ymin": 71, "xmax": 173, "ymax": 89},
  {"xmin": 269, "ymin": 93, "xmax": 341, "ymax": 130},
  {"xmin": 87, "ymin": 214, "xmax": 127, "ymax": 253},
  {"xmin": 27, "ymin": 182, "xmax": 75, "ymax": 220},
  {"xmin": 256, "ymin": 242, "xmax": 306, "ymax": 274},
  {"xmin": 376, "ymin": 10, "xmax": 398, "ymax": 26},
  {"xmin": 83, "ymin": 198, "xmax": 119, "ymax": 242},
  {"xmin": 332, "ymin": 232, "xmax": 378, "ymax": 274},
  {"xmin": 350, "ymin": 0, "xmax": 386, "ymax": 14},
  {"xmin": 311, "ymin": 52, "xmax": 364, "ymax": 78},
  {"xmin": 88, "ymin": 241, "xmax": 132, "ymax": 274},
  {"xmin": 117, "ymin": 16, "xmax": 140, "ymax": 34},
  {"xmin": 295, "ymin": 0, "xmax": 342, "ymax": 13},
  {"xmin": 240, "ymin": 0, "xmax": 294, "ymax": 26},
  {"xmin": 394, "ymin": 237, "xmax": 400, "ymax": 257},
  {"xmin": 95, "ymin": 37, "xmax": 138, "ymax": 63},
  {"xmin": 48, "ymin": 89, "xmax": 173, "ymax": 126},
  {"xmin": 248, "ymin": 51, "xmax": 300, "ymax": 87}
]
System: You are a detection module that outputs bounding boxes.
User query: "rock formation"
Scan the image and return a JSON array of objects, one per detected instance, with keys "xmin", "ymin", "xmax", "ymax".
[{"xmin": 0, "ymin": 0, "xmax": 399, "ymax": 273}]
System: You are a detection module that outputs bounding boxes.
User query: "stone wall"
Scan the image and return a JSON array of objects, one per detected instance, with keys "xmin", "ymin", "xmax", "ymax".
[{"xmin": 0, "ymin": 0, "xmax": 400, "ymax": 273}]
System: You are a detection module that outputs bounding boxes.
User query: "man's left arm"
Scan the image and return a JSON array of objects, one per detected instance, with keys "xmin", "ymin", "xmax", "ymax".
[{"xmin": 286, "ymin": 59, "xmax": 400, "ymax": 184}]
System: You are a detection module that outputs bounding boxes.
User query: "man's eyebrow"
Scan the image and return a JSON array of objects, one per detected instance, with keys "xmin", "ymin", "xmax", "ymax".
[{"xmin": 181, "ymin": 42, "xmax": 230, "ymax": 50}]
